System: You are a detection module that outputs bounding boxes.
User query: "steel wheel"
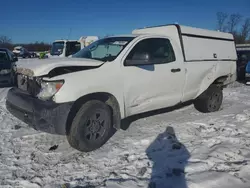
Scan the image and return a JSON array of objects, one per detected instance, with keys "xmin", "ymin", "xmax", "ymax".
[
  {"xmin": 207, "ymin": 92, "xmax": 222, "ymax": 111},
  {"xmin": 194, "ymin": 85, "xmax": 223, "ymax": 113},
  {"xmin": 67, "ymin": 100, "xmax": 116, "ymax": 152},
  {"xmin": 83, "ymin": 109, "xmax": 108, "ymax": 142}
]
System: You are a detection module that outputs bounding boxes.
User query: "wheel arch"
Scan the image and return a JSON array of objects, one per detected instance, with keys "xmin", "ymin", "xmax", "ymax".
[
  {"xmin": 212, "ymin": 75, "xmax": 230, "ymax": 86},
  {"xmin": 66, "ymin": 92, "xmax": 121, "ymax": 135},
  {"xmin": 196, "ymin": 74, "xmax": 232, "ymax": 99}
]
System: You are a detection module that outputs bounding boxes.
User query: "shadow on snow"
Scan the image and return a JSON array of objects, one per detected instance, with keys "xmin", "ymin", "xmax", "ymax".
[{"xmin": 146, "ymin": 126, "xmax": 190, "ymax": 188}]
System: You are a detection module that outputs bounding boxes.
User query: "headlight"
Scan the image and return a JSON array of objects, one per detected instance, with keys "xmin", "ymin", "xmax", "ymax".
[
  {"xmin": 0, "ymin": 69, "xmax": 11, "ymax": 75},
  {"xmin": 246, "ymin": 73, "xmax": 250, "ymax": 77},
  {"xmin": 37, "ymin": 80, "xmax": 64, "ymax": 100}
]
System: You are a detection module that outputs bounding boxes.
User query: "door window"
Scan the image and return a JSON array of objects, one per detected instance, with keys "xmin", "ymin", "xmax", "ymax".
[{"xmin": 125, "ymin": 38, "xmax": 175, "ymax": 66}]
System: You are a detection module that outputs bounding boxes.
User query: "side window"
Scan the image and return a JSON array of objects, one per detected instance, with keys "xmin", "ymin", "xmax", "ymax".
[{"xmin": 125, "ymin": 38, "xmax": 175, "ymax": 66}]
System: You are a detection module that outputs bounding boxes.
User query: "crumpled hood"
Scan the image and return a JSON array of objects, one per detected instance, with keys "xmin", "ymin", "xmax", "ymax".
[{"xmin": 16, "ymin": 57, "xmax": 104, "ymax": 76}]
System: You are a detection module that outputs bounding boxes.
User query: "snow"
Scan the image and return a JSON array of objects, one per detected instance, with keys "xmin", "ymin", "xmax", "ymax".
[{"xmin": 1, "ymin": 82, "xmax": 250, "ymax": 188}]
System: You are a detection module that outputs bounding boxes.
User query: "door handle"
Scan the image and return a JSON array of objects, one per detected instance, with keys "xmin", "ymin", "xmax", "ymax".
[{"xmin": 171, "ymin": 68, "xmax": 181, "ymax": 73}]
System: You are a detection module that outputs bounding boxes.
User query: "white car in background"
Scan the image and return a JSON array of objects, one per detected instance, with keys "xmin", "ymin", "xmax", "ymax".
[{"xmin": 13, "ymin": 46, "xmax": 31, "ymax": 58}]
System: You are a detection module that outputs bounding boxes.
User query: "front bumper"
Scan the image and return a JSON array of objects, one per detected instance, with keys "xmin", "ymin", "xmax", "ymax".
[{"xmin": 6, "ymin": 87, "xmax": 73, "ymax": 135}]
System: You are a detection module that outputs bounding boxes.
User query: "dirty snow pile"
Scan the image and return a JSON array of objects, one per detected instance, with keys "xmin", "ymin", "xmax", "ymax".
[{"xmin": 1, "ymin": 83, "xmax": 250, "ymax": 188}]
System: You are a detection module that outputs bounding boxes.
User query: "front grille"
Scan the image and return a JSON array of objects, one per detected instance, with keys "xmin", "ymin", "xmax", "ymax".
[{"xmin": 17, "ymin": 74, "xmax": 41, "ymax": 96}]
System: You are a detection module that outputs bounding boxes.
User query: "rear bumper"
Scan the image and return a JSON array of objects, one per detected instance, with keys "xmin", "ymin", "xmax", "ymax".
[{"xmin": 6, "ymin": 88, "xmax": 73, "ymax": 135}]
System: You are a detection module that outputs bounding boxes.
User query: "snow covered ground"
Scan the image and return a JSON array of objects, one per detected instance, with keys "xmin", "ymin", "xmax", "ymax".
[{"xmin": 1, "ymin": 82, "xmax": 250, "ymax": 188}]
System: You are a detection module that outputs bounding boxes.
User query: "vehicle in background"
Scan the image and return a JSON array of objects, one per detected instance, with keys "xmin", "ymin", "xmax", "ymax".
[
  {"xmin": 0, "ymin": 48, "xmax": 18, "ymax": 85},
  {"xmin": 13, "ymin": 46, "xmax": 31, "ymax": 58},
  {"xmin": 29, "ymin": 51, "xmax": 39, "ymax": 58},
  {"xmin": 245, "ymin": 60, "xmax": 250, "ymax": 85},
  {"xmin": 6, "ymin": 24, "xmax": 237, "ymax": 152},
  {"xmin": 48, "ymin": 36, "xmax": 99, "ymax": 58},
  {"xmin": 39, "ymin": 51, "xmax": 49, "ymax": 59},
  {"xmin": 236, "ymin": 44, "xmax": 250, "ymax": 81}
]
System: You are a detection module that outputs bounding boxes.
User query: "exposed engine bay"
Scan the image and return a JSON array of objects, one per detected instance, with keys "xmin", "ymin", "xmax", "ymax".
[
  {"xmin": 15, "ymin": 65, "xmax": 101, "ymax": 96},
  {"xmin": 16, "ymin": 74, "xmax": 42, "ymax": 96}
]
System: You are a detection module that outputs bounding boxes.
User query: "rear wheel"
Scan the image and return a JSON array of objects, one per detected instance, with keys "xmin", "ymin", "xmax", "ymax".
[
  {"xmin": 67, "ymin": 100, "xmax": 116, "ymax": 152},
  {"xmin": 194, "ymin": 85, "xmax": 223, "ymax": 113}
]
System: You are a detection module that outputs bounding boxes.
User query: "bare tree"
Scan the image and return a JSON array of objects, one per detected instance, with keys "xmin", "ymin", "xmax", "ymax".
[
  {"xmin": 227, "ymin": 14, "xmax": 242, "ymax": 34},
  {"xmin": 216, "ymin": 12, "xmax": 228, "ymax": 32},
  {"xmin": 0, "ymin": 35, "xmax": 12, "ymax": 44},
  {"xmin": 0, "ymin": 35, "xmax": 12, "ymax": 49},
  {"xmin": 240, "ymin": 18, "xmax": 250, "ymax": 41},
  {"xmin": 216, "ymin": 12, "xmax": 250, "ymax": 44}
]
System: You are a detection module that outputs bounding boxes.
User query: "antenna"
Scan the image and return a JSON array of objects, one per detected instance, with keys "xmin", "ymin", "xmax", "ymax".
[{"xmin": 67, "ymin": 28, "xmax": 72, "ymax": 40}]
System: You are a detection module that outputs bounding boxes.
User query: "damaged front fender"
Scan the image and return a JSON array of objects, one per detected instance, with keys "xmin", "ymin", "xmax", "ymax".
[
  {"xmin": 47, "ymin": 65, "xmax": 102, "ymax": 78},
  {"xmin": 15, "ymin": 58, "xmax": 104, "ymax": 77}
]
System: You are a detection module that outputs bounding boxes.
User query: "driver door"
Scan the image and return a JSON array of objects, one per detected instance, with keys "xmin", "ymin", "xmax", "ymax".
[{"xmin": 122, "ymin": 37, "xmax": 185, "ymax": 116}]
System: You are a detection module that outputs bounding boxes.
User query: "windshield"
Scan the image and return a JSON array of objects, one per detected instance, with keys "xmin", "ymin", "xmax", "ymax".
[
  {"xmin": 0, "ymin": 51, "xmax": 8, "ymax": 62},
  {"xmin": 51, "ymin": 41, "xmax": 65, "ymax": 56},
  {"xmin": 72, "ymin": 37, "xmax": 135, "ymax": 62}
]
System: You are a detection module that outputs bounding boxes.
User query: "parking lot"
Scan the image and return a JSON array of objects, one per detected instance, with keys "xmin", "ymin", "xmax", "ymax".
[{"xmin": 0, "ymin": 80, "xmax": 250, "ymax": 188}]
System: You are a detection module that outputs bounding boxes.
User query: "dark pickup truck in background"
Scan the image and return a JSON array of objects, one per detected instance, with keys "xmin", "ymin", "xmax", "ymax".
[
  {"xmin": 0, "ymin": 48, "xmax": 18, "ymax": 85},
  {"xmin": 236, "ymin": 44, "xmax": 250, "ymax": 81}
]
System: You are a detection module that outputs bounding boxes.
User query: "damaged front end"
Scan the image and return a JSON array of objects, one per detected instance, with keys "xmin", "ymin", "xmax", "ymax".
[
  {"xmin": 7, "ymin": 70, "xmax": 73, "ymax": 135},
  {"xmin": 14, "ymin": 57, "xmax": 104, "ymax": 97},
  {"xmin": 15, "ymin": 64, "xmax": 101, "ymax": 99},
  {"xmin": 6, "ymin": 85, "xmax": 73, "ymax": 135},
  {"xmin": 7, "ymin": 60, "xmax": 104, "ymax": 135},
  {"xmin": 16, "ymin": 74, "xmax": 64, "ymax": 101},
  {"xmin": 16, "ymin": 74, "xmax": 42, "ymax": 97}
]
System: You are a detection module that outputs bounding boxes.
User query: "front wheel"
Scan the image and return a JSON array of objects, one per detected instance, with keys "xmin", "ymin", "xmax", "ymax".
[
  {"xmin": 67, "ymin": 100, "xmax": 116, "ymax": 152},
  {"xmin": 194, "ymin": 85, "xmax": 223, "ymax": 113}
]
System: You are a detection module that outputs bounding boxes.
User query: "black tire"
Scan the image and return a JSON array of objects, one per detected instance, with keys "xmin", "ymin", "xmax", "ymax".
[
  {"xmin": 194, "ymin": 85, "xmax": 223, "ymax": 113},
  {"xmin": 67, "ymin": 100, "xmax": 116, "ymax": 152}
]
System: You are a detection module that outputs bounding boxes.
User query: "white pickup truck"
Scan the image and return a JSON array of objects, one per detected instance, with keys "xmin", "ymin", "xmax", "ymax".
[
  {"xmin": 48, "ymin": 36, "xmax": 99, "ymax": 58},
  {"xmin": 6, "ymin": 24, "xmax": 237, "ymax": 152}
]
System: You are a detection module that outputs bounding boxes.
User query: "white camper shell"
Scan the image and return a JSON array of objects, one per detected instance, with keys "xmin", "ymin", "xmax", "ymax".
[{"xmin": 132, "ymin": 24, "xmax": 237, "ymax": 62}]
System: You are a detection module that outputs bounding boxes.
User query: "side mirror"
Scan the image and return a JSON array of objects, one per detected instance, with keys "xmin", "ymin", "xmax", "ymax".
[{"xmin": 125, "ymin": 52, "xmax": 151, "ymax": 66}]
